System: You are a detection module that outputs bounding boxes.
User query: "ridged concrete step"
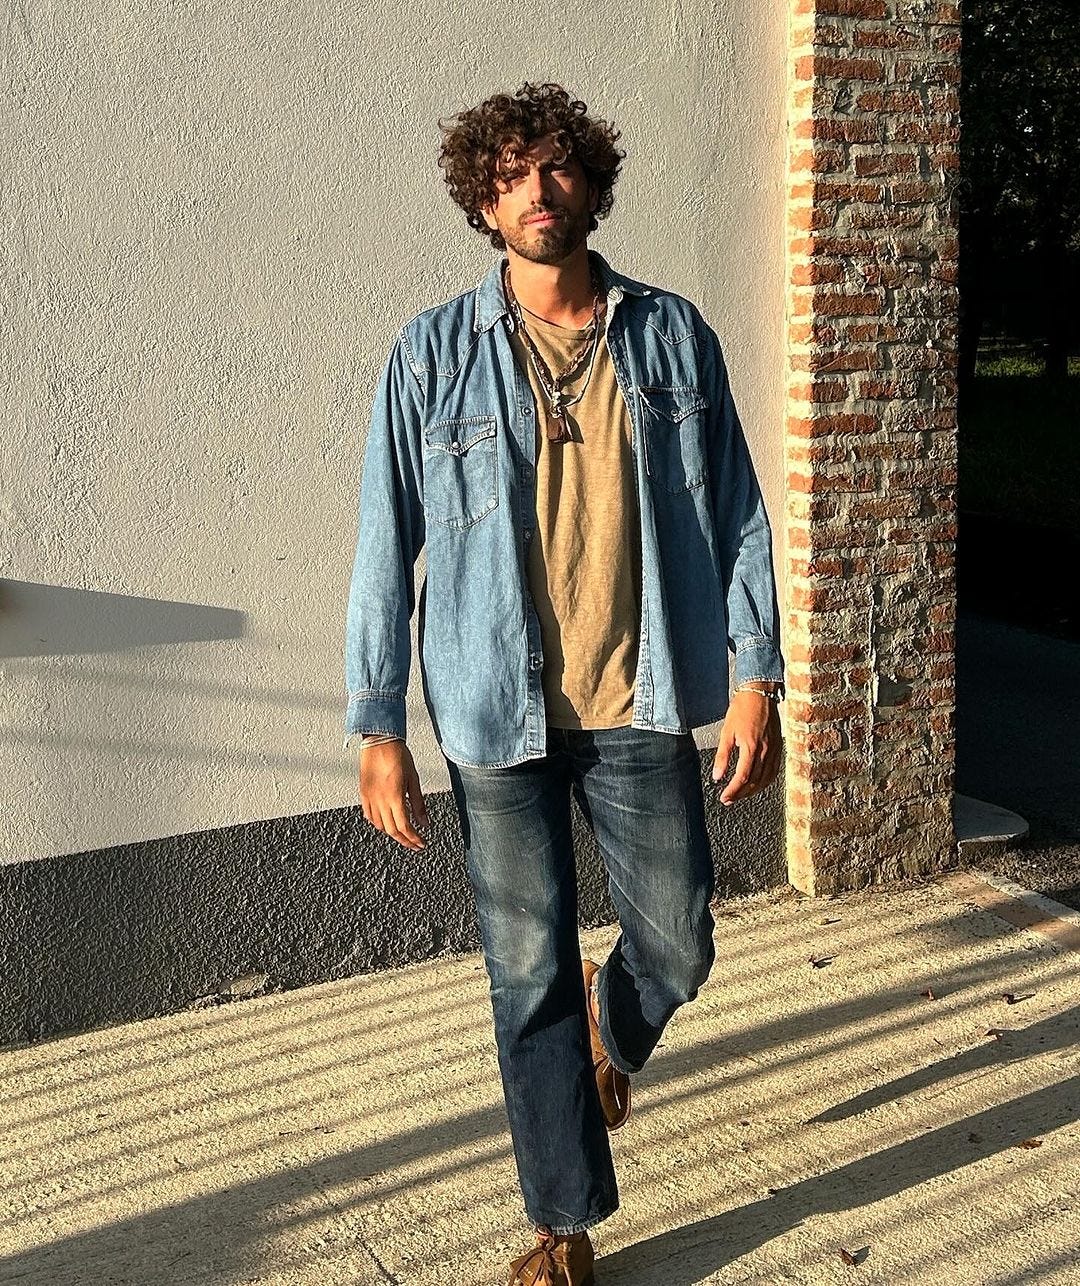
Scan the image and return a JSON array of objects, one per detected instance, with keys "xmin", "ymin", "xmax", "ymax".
[{"xmin": 952, "ymin": 791, "xmax": 1029, "ymax": 862}]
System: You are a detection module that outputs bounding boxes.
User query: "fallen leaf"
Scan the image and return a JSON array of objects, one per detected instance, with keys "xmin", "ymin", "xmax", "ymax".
[
  {"xmin": 810, "ymin": 954, "xmax": 834, "ymax": 968},
  {"xmin": 1003, "ymin": 992, "xmax": 1035, "ymax": 1005},
  {"xmin": 1015, "ymin": 1137, "xmax": 1043, "ymax": 1149},
  {"xmin": 819, "ymin": 916, "xmax": 841, "ymax": 925},
  {"xmin": 922, "ymin": 987, "xmax": 936, "ymax": 1000},
  {"xmin": 838, "ymin": 1246, "xmax": 869, "ymax": 1266},
  {"xmin": 983, "ymin": 1027, "xmax": 1005, "ymax": 1039}
]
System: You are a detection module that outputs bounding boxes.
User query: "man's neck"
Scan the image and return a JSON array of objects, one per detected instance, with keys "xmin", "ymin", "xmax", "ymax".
[{"xmin": 505, "ymin": 242, "xmax": 598, "ymax": 328}]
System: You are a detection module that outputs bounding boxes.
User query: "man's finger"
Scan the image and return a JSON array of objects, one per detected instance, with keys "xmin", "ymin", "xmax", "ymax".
[
  {"xmin": 748, "ymin": 738, "xmax": 769, "ymax": 784},
  {"xmin": 714, "ymin": 725, "xmax": 736, "ymax": 781},
  {"xmin": 373, "ymin": 798, "xmax": 414, "ymax": 850},
  {"xmin": 760, "ymin": 735, "xmax": 782, "ymax": 791},
  {"xmin": 720, "ymin": 740, "xmax": 755, "ymax": 804},
  {"xmin": 406, "ymin": 764, "xmax": 429, "ymax": 828},
  {"xmin": 389, "ymin": 797, "xmax": 425, "ymax": 850},
  {"xmin": 732, "ymin": 745, "xmax": 769, "ymax": 801}
]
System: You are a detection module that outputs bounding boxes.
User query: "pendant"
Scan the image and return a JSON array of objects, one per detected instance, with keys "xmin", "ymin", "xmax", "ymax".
[
  {"xmin": 546, "ymin": 410, "xmax": 570, "ymax": 442},
  {"xmin": 548, "ymin": 391, "xmax": 570, "ymax": 442}
]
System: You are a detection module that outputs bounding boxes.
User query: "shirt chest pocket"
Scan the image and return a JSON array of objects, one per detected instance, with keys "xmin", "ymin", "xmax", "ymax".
[
  {"xmin": 638, "ymin": 386, "xmax": 710, "ymax": 495},
  {"xmin": 422, "ymin": 415, "xmax": 499, "ymax": 529}
]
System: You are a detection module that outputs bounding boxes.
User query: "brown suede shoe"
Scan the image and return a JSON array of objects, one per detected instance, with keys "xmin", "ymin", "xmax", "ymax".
[
  {"xmin": 581, "ymin": 958, "xmax": 632, "ymax": 1131},
  {"xmin": 508, "ymin": 1225, "xmax": 595, "ymax": 1285}
]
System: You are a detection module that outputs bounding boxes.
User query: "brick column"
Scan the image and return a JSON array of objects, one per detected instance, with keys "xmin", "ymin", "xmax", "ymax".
[{"xmin": 782, "ymin": 0, "xmax": 961, "ymax": 895}]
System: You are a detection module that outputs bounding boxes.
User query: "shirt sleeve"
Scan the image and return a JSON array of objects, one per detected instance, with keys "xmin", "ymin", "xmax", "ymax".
[
  {"xmin": 697, "ymin": 315, "xmax": 786, "ymax": 694},
  {"xmin": 343, "ymin": 332, "xmax": 426, "ymax": 748}
]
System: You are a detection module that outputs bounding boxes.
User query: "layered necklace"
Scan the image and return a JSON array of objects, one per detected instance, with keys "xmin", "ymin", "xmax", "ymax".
[{"xmin": 503, "ymin": 259, "xmax": 607, "ymax": 443}]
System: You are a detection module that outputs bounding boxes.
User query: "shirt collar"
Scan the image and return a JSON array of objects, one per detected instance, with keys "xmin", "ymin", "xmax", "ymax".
[{"xmin": 472, "ymin": 246, "xmax": 651, "ymax": 333}]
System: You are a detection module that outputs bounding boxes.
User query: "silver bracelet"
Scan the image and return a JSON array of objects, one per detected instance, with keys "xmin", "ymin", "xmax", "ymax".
[{"xmin": 736, "ymin": 684, "xmax": 783, "ymax": 702}]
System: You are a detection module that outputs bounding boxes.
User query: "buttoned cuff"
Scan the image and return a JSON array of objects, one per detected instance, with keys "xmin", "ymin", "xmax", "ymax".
[
  {"xmin": 733, "ymin": 639, "xmax": 786, "ymax": 693},
  {"xmin": 343, "ymin": 690, "xmax": 406, "ymax": 750}
]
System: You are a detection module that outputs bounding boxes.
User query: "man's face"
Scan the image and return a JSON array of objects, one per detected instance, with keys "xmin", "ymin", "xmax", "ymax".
[{"xmin": 480, "ymin": 132, "xmax": 598, "ymax": 264}]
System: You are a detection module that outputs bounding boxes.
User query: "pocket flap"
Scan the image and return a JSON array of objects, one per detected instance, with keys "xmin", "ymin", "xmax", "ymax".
[
  {"xmin": 638, "ymin": 387, "xmax": 709, "ymax": 423},
  {"xmin": 424, "ymin": 416, "xmax": 497, "ymax": 454}
]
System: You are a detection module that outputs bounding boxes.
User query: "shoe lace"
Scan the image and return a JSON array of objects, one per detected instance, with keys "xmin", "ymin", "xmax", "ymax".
[{"xmin": 510, "ymin": 1226, "xmax": 578, "ymax": 1284}]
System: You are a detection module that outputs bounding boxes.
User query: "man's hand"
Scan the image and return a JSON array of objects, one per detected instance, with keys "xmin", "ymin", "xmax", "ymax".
[
  {"xmin": 358, "ymin": 740, "xmax": 429, "ymax": 850},
  {"xmin": 712, "ymin": 692, "xmax": 782, "ymax": 805}
]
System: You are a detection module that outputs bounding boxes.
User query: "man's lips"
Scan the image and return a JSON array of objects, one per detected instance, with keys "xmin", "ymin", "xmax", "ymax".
[{"xmin": 524, "ymin": 212, "xmax": 562, "ymax": 225}]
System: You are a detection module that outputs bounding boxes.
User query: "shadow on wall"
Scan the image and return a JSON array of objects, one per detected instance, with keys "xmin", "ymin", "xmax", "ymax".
[{"xmin": 0, "ymin": 579, "xmax": 246, "ymax": 657}]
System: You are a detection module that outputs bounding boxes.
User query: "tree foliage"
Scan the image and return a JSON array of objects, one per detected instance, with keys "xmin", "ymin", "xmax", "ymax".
[{"xmin": 959, "ymin": 0, "xmax": 1080, "ymax": 377}]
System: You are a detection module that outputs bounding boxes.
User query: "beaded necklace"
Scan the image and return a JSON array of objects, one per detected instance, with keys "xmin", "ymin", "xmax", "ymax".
[{"xmin": 503, "ymin": 260, "xmax": 607, "ymax": 443}]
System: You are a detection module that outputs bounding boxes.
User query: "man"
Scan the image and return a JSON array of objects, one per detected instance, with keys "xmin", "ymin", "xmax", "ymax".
[{"xmin": 344, "ymin": 82, "xmax": 784, "ymax": 1286}]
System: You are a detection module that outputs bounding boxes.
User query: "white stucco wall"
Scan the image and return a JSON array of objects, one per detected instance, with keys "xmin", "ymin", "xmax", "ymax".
[{"xmin": 2, "ymin": 0, "xmax": 788, "ymax": 864}]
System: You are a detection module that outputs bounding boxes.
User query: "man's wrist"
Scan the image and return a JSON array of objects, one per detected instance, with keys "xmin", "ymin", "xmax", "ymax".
[
  {"xmin": 734, "ymin": 681, "xmax": 784, "ymax": 702},
  {"xmin": 359, "ymin": 733, "xmax": 405, "ymax": 749}
]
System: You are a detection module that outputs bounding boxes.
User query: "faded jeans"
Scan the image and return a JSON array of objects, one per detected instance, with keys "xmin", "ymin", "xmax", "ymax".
[{"xmin": 445, "ymin": 724, "xmax": 717, "ymax": 1235}]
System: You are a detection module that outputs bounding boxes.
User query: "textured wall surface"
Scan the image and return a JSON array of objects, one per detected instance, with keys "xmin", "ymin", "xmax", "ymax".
[
  {"xmin": 3, "ymin": 0, "xmax": 790, "ymax": 866},
  {"xmin": 2, "ymin": 2, "xmax": 795, "ymax": 1043}
]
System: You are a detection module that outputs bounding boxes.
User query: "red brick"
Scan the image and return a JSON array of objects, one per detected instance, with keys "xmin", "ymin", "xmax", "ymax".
[
  {"xmin": 787, "ymin": 412, "xmax": 882, "ymax": 437},
  {"xmin": 792, "ymin": 288, "xmax": 886, "ymax": 317},
  {"xmin": 891, "ymin": 180, "xmax": 940, "ymax": 204},
  {"xmin": 789, "ymin": 553, "xmax": 847, "ymax": 578},
  {"xmin": 791, "ymin": 260, "xmax": 847, "ymax": 285},
  {"xmin": 854, "ymin": 152, "xmax": 919, "ymax": 177},
  {"xmin": 850, "ymin": 208, "xmax": 926, "ymax": 230},
  {"xmin": 810, "ymin": 56, "xmax": 887, "ymax": 82},
  {"xmin": 855, "ymin": 28, "xmax": 925, "ymax": 51},
  {"xmin": 790, "ymin": 347, "xmax": 880, "ymax": 373},
  {"xmin": 795, "ymin": 118, "xmax": 884, "ymax": 143},
  {"xmin": 813, "ymin": 179, "xmax": 888, "ymax": 203},
  {"xmin": 848, "ymin": 321, "xmax": 901, "ymax": 342},
  {"xmin": 859, "ymin": 378, "xmax": 920, "ymax": 399},
  {"xmin": 805, "ymin": 0, "xmax": 887, "ymax": 15},
  {"xmin": 892, "ymin": 121, "xmax": 961, "ymax": 144},
  {"xmin": 787, "ymin": 642, "xmax": 865, "ymax": 666}
]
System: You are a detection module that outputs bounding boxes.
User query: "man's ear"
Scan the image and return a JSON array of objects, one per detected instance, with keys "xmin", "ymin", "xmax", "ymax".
[{"xmin": 480, "ymin": 204, "xmax": 498, "ymax": 232}]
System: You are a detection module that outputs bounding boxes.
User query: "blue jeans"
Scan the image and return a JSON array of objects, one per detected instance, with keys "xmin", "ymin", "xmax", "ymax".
[{"xmin": 445, "ymin": 724, "xmax": 717, "ymax": 1235}]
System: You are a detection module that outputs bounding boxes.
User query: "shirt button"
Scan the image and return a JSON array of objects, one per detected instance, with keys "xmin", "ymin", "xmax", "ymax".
[{"xmin": 529, "ymin": 655, "xmax": 542, "ymax": 670}]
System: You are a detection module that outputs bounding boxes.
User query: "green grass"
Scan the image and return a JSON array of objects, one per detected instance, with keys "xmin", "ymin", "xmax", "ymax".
[
  {"xmin": 976, "ymin": 353, "xmax": 1080, "ymax": 378},
  {"xmin": 960, "ymin": 346, "xmax": 1080, "ymax": 533}
]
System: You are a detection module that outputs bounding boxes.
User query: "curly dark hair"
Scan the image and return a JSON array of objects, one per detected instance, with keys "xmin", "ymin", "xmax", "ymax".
[{"xmin": 437, "ymin": 82, "xmax": 626, "ymax": 250}]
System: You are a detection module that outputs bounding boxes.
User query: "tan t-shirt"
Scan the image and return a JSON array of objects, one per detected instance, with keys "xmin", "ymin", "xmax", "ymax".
[{"xmin": 508, "ymin": 307, "xmax": 642, "ymax": 729}]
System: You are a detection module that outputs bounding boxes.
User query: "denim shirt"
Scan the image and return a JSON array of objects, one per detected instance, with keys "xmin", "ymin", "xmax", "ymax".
[{"xmin": 344, "ymin": 248, "xmax": 784, "ymax": 768}]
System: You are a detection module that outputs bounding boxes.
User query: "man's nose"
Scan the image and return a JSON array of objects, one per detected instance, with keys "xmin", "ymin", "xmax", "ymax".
[{"xmin": 523, "ymin": 165, "xmax": 548, "ymax": 206}]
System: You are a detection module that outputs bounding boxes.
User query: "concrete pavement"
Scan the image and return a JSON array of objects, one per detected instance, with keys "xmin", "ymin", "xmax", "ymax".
[{"xmin": 1, "ymin": 874, "xmax": 1077, "ymax": 1285}]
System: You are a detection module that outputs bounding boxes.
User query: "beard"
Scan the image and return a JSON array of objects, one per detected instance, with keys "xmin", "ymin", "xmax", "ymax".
[{"xmin": 498, "ymin": 203, "xmax": 591, "ymax": 264}]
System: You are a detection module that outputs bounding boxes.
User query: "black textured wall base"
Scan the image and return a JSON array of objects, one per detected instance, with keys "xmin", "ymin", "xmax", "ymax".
[{"xmin": 0, "ymin": 749, "xmax": 784, "ymax": 1049}]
